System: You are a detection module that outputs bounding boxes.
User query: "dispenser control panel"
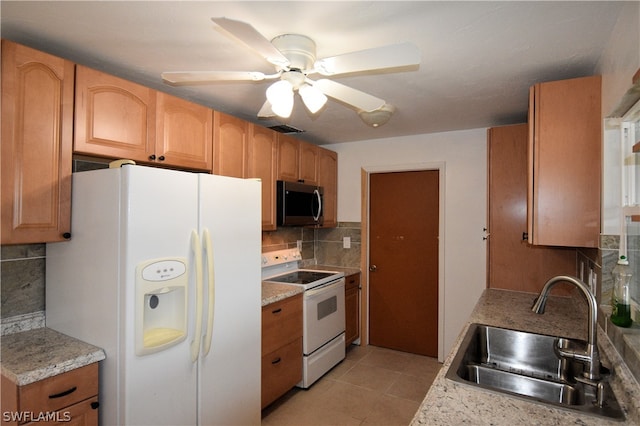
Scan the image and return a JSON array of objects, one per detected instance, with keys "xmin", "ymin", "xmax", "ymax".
[{"xmin": 141, "ymin": 259, "xmax": 186, "ymax": 281}]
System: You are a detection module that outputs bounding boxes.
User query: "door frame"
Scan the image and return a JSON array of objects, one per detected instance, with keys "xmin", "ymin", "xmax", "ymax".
[{"xmin": 361, "ymin": 162, "xmax": 446, "ymax": 361}]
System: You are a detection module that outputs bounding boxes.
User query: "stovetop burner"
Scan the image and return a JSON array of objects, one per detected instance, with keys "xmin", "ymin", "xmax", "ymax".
[
  {"xmin": 261, "ymin": 248, "xmax": 344, "ymax": 290},
  {"xmin": 267, "ymin": 270, "xmax": 336, "ymax": 285}
]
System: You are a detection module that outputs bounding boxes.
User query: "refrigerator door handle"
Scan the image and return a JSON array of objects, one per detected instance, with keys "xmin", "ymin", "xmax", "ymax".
[
  {"xmin": 190, "ymin": 229, "xmax": 204, "ymax": 362},
  {"xmin": 202, "ymin": 228, "xmax": 215, "ymax": 356}
]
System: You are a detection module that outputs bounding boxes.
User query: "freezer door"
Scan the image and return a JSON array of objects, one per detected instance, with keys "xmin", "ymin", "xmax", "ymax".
[
  {"xmin": 197, "ymin": 174, "xmax": 262, "ymax": 425},
  {"xmin": 122, "ymin": 166, "xmax": 199, "ymax": 425}
]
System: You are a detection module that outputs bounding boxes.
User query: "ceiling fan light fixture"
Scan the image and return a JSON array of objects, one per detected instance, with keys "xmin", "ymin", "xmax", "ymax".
[
  {"xmin": 266, "ymin": 80, "xmax": 294, "ymax": 118},
  {"xmin": 358, "ymin": 103, "xmax": 396, "ymax": 128},
  {"xmin": 299, "ymin": 84, "xmax": 328, "ymax": 114}
]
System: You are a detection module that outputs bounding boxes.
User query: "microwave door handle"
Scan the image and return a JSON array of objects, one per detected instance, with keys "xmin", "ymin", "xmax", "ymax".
[{"xmin": 313, "ymin": 189, "xmax": 322, "ymax": 221}]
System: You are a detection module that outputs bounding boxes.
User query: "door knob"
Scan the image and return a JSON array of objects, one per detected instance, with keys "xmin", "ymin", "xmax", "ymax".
[{"xmin": 369, "ymin": 264, "xmax": 377, "ymax": 272}]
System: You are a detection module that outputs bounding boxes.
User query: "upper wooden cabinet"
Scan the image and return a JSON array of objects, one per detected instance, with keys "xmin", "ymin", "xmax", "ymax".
[
  {"xmin": 74, "ymin": 65, "xmax": 213, "ymax": 171},
  {"xmin": 276, "ymin": 134, "xmax": 319, "ymax": 185},
  {"xmin": 74, "ymin": 65, "xmax": 155, "ymax": 162},
  {"xmin": 1, "ymin": 40, "xmax": 73, "ymax": 244},
  {"xmin": 213, "ymin": 111, "xmax": 248, "ymax": 178},
  {"xmin": 247, "ymin": 125, "xmax": 278, "ymax": 231},
  {"xmin": 318, "ymin": 148, "xmax": 338, "ymax": 227},
  {"xmin": 527, "ymin": 75, "xmax": 601, "ymax": 248},
  {"xmin": 156, "ymin": 92, "xmax": 213, "ymax": 171},
  {"xmin": 299, "ymin": 142, "xmax": 319, "ymax": 185}
]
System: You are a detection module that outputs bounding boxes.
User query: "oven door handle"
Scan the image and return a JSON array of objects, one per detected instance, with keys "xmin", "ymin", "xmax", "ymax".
[{"xmin": 305, "ymin": 279, "xmax": 344, "ymax": 298}]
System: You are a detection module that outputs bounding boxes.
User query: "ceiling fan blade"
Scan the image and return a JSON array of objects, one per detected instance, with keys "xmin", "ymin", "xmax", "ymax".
[
  {"xmin": 313, "ymin": 79, "xmax": 385, "ymax": 112},
  {"xmin": 315, "ymin": 42, "xmax": 420, "ymax": 76},
  {"xmin": 211, "ymin": 17, "xmax": 290, "ymax": 68},
  {"xmin": 161, "ymin": 71, "xmax": 267, "ymax": 85}
]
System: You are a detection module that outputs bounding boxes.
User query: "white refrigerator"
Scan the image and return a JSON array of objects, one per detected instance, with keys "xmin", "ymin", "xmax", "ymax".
[{"xmin": 46, "ymin": 165, "xmax": 261, "ymax": 425}]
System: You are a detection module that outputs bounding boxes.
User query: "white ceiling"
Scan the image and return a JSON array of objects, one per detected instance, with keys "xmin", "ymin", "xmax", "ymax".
[{"xmin": 0, "ymin": 1, "xmax": 624, "ymax": 145}]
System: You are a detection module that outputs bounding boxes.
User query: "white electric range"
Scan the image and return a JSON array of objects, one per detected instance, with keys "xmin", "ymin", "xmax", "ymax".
[{"xmin": 262, "ymin": 248, "xmax": 346, "ymax": 388}]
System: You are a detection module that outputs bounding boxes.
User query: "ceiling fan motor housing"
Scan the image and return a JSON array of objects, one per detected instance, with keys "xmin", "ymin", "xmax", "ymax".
[{"xmin": 271, "ymin": 34, "xmax": 317, "ymax": 72}]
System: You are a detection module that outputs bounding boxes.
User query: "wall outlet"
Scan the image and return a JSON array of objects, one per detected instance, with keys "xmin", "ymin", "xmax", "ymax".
[{"xmin": 343, "ymin": 237, "xmax": 351, "ymax": 249}]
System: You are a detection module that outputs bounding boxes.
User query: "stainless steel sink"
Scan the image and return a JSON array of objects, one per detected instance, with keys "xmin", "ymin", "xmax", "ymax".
[{"xmin": 445, "ymin": 323, "xmax": 625, "ymax": 420}]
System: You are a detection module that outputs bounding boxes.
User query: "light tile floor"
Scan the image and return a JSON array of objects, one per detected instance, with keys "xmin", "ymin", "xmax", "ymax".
[{"xmin": 261, "ymin": 344, "xmax": 442, "ymax": 426}]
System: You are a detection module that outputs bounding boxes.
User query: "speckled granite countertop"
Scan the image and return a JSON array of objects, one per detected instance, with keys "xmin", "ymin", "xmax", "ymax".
[
  {"xmin": 412, "ymin": 289, "xmax": 640, "ymax": 425},
  {"xmin": 262, "ymin": 282, "xmax": 304, "ymax": 306},
  {"xmin": 1, "ymin": 327, "xmax": 106, "ymax": 386}
]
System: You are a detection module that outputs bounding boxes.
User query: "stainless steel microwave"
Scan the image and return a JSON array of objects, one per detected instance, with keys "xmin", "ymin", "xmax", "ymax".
[{"xmin": 276, "ymin": 180, "xmax": 323, "ymax": 226}]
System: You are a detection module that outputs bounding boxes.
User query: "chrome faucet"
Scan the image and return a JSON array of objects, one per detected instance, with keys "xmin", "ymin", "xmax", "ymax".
[{"xmin": 531, "ymin": 275, "xmax": 601, "ymax": 381}]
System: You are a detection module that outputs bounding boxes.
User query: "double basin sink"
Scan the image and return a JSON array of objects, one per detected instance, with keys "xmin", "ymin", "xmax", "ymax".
[{"xmin": 445, "ymin": 323, "xmax": 624, "ymax": 420}]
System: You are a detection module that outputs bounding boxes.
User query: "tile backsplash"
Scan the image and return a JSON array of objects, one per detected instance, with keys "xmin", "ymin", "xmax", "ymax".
[{"xmin": 0, "ymin": 244, "xmax": 45, "ymax": 319}]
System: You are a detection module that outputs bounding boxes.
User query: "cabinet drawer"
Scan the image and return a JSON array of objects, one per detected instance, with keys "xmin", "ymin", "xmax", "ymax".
[
  {"xmin": 261, "ymin": 337, "xmax": 302, "ymax": 409},
  {"xmin": 20, "ymin": 364, "xmax": 98, "ymax": 414},
  {"xmin": 345, "ymin": 273, "xmax": 360, "ymax": 290},
  {"xmin": 262, "ymin": 294, "xmax": 302, "ymax": 354}
]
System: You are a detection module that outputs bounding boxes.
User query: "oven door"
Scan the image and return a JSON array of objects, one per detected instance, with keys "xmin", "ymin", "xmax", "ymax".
[{"xmin": 303, "ymin": 278, "xmax": 346, "ymax": 354}]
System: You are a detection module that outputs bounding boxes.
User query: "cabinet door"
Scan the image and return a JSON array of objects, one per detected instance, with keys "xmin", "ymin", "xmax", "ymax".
[
  {"xmin": 157, "ymin": 92, "xmax": 213, "ymax": 171},
  {"xmin": 298, "ymin": 141, "xmax": 319, "ymax": 185},
  {"xmin": 213, "ymin": 111, "xmax": 248, "ymax": 177},
  {"xmin": 345, "ymin": 273, "xmax": 360, "ymax": 346},
  {"xmin": 74, "ymin": 65, "xmax": 155, "ymax": 162},
  {"xmin": 1, "ymin": 40, "xmax": 73, "ymax": 244},
  {"xmin": 527, "ymin": 76, "xmax": 601, "ymax": 247},
  {"xmin": 248, "ymin": 125, "xmax": 278, "ymax": 231},
  {"xmin": 276, "ymin": 134, "xmax": 299, "ymax": 182},
  {"xmin": 488, "ymin": 125, "xmax": 576, "ymax": 294},
  {"xmin": 318, "ymin": 148, "xmax": 338, "ymax": 228}
]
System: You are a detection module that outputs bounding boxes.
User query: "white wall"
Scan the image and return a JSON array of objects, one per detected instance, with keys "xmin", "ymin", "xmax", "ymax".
[{"xmin": 330, "ymin": 128, "xmax": 487, "ymax": 358}]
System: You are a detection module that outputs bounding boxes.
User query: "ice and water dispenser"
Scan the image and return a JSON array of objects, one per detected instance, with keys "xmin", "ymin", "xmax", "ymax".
[{"xmin": 135, "ymin": 258, "xmax": 188, "ymax": 356}]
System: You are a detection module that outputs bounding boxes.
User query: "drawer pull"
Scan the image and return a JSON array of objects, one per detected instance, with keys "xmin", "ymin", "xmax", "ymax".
[
  {"xmin": 49, "ymin": 386, "xmax": 77, "ymax": 399},
  {"xmin": 271, "ymin": 357, "xmax": 282, "ymax": 365},
  {"xmin": 271, "ymin": 308, "xmax": 282, "ymax": 314},
  {"xmin": 91, "ymin": 401, "xmax": 100, "ymax": 410}
]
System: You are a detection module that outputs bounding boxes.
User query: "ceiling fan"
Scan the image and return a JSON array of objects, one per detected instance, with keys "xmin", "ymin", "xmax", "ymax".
[{"xmin": 161, "ymin": 17, "xmax": 421, "ymax": 126}]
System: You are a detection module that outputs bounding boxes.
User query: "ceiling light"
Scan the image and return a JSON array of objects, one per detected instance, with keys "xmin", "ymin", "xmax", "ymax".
[
  {"xmin": 358, "ymin": 103, "xmax": 396, "ymax": 127},
  {"xmin": 266, "ymin": 80, "xmax": 294, "ymax": 118},
  {"xmin": 299, "ymin": 84, "xmax": 328, "ymax": 114}
]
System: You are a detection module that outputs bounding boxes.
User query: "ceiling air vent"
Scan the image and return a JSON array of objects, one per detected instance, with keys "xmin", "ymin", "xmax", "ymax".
[{"xmin": 268, "ymin": 124, "xmax": 305, "ymax": 134}]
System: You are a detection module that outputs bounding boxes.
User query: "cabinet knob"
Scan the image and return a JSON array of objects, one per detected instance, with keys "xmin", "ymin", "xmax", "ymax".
[
  {"xmin": 149, "ymin": 154, "xmax": 156, "ymax": 160},
  {"xmin": 62, "ymin": 232, "xmax": 71, "ymax": 239},
  {"xmin": 158, "ymin": 155, "xmax": 165, "ymax": 161},
  {"xmin": 91, "ymin": 401, "xmax": 100, "ymax": 410}
]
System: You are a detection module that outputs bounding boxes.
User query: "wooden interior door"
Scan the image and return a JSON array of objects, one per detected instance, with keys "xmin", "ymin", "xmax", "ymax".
[
  {"xmin": 488, "ymin": 124, "xmax": 576, "ymax": 295},
  {"xmin": 369, "ymin": 170, "xmax": 439, "ymax": 357}
]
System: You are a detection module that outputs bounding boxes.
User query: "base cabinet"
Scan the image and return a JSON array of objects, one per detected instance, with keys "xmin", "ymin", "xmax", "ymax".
[
  {"xmin": 345, "ymin": 273, "xmax": 361, "ymax": 346},
  {"xmin": 1, "ymin": 363, "xmax": 99, "ymax": 426},
  {"xmin": 261, "ymin": 294, "xmax": 303, "ymax": 409}
]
